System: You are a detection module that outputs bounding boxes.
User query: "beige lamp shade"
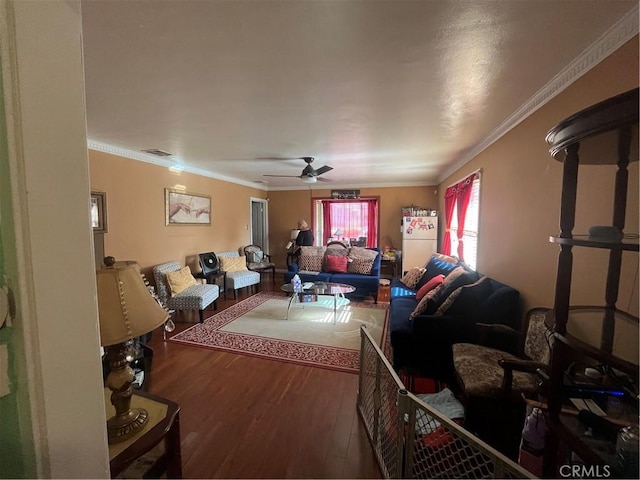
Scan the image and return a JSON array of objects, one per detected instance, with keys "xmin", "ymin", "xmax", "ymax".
[
  {"xmin": 290, "ymin": 229, "xmax": 300, "ymax": 240},
  {"xmin": 97, "ymin": 265, "xmax": 169, "ymax": 346}
]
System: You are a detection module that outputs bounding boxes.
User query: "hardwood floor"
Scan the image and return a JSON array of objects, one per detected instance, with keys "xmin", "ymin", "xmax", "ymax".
[{"xmin": 146, "ymin": 276, "xmax": 382, "ymax": 479}]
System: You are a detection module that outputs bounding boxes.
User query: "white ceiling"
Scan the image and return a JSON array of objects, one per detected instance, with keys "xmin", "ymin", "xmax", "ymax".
[{"xmin": 81, "ymin": 0, "xmax": 638, "ymax": 190}]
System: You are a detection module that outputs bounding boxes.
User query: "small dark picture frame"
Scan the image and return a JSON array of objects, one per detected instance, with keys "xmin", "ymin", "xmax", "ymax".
[{"xmin": 91, "ymin": 191, "xmax": 108, "ymax": 233}]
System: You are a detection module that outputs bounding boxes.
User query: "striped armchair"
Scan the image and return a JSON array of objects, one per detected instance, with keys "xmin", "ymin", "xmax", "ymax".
[
  {"xmin": 152, "ymin": 261, "xmax": 219, "ymax": 323},
  {"xmin": 217, "ymin": 250, "xmax": 261, "ymax": 299}
]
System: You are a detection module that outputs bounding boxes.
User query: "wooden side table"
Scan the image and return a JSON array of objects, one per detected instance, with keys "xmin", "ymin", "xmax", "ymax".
[
  {"xmin": 106, "ymin": 389, "xmax": 182, "ymax": 479},
  {"xmin": 380, "ymin": 256, "xmax": 400, "ymax": 278}
]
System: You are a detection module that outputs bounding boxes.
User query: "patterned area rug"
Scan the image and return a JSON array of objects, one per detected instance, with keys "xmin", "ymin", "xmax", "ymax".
[{"xmin": 168, "ymin": 291, "xmax": 389, "ymax": 373}]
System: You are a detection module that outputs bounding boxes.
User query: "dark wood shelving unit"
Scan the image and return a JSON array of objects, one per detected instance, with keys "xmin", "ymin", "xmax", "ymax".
[
  {"xmin": 543, "ymin": 88, "xmax": 639, "ymax": 477},
  {"xmin": 550, "ymin": 235, "xmax": 639, "ymax": 251}
]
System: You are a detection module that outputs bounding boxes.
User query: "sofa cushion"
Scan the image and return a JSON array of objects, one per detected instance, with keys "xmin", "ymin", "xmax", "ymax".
[
  {"xmin": 432, "ymin": 252, "xmax": 459, "ymax": 264},
  {"xmin": 345, "ymin": 247, "xmax": 376, "ymax": 274},
  {"xmin": 165, "ymin": 266, "xmax": 197, "ymax": 295},
  {"xmin": 390, "ymin": 297, "xmax": 418, "ymax": 335},
  {"xmin": 475, "ymin": 285, "xmax": 521, "ymax": 327},
  {"xmin": 300, "ymin": 246, "xmax": 326, "ymax": 256},
  {"xmin": 401, "ymin": 267, "xmax": 426, "ymax": 289},
  {"xmin": 349, "ymin": 246, "xmax": 378, "ymax": 260},
  {"xmin": 326, "ymin": 243, "xmax": 349, "ymax": 255},
  {"xmin": 421, "ymin": 254, "xmax": 460, "ymax": 285},
  {"xmin": 225, "ymin": 270, "xmax": 260, "ymax": 290},
  {"xmin": 346, "ymin": 257, "xmax": 370, "ymax": 274},
  {"xmin": 324, "ymin": 244, "xmax": 348, "ymax": 268},
  {"xmin": 416, "ymin": 274, "xmax": 445, "ymax": 301},
  {"xmin": 330, "ymin": 273, "xmax": 379, "ymax": 292},
  {"xmin": 299, "ymin": 253, "xmax": 324, "ymax": 272},
  {"xmin": 439, "ymin": 266, "xmax": 470, "ymax": 292},
  {"xmin": 435, "ymin": 276, "xmax": 490, "ymax": 316},
  {"xmin": 168, "ymin": 282, "xmax": 220, "ymax": 310},
  {"xmin": 390, "ymin": 277, "xmax": 416, "ymax": 300},
  {"xmin": 367, "ymin": 248, "xmax": 382, "ymax": 277},
  {"xmin": 325, "ymin": 254, "xmax": 348, "ymax": 273},
  {"xmin": 452, "ymin": 343, "xmax": 540, "ymax": 398},
  {"xmin": 424, "ymin": 267, "xmax": 479, "ymax": 315},
  {"xmin": 298, "ymin": 246, "xmax": 325, "ymax": 272},
  {"xmin": 410, "ymin": 284, "xmax": 443, "ymax": 319},
  {"xmin": 220, "ymin": 256, "xmax": 248, "ymax": 272}
]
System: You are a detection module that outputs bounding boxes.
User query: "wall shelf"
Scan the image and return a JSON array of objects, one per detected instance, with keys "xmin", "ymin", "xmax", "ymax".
[{"xmin": 549, "ymin": 235, "xmax": 639, "ymax": 251}]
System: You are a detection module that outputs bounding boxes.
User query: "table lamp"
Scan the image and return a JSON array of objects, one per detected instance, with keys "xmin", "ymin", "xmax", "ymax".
[{"xmin": 97, "ymin": 263, "xmax": 169, "ymax": 444}]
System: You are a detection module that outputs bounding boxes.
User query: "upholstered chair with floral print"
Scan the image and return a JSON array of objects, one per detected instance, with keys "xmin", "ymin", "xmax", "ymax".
[{"xmin": 451, "ymin": 307, "xmax": 553, "ymax": 457}]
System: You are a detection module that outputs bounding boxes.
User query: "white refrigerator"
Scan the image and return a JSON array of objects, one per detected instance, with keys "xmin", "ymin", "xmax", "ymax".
[{"xmin": 401, "ymin": 216, "xmax": 438, "ymax": 274}]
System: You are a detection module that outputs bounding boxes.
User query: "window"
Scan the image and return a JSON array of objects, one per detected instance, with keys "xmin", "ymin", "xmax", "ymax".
[
  {"xmin": 443, "ymin": 173, "xmax": 480, "ymax": 270},
  {"xmin": 313, "ymin": 198, "xmax": 379, "ymax": 247}
]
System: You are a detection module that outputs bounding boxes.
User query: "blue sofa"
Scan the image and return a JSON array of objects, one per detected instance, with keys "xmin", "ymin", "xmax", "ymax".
[
  {"xmin": 285, "ymin": 247, "xmax": 382, "ymax": 303},
  {"xmin": 389, "ymin": 255, "xmax": 521, "ymax": 381}
]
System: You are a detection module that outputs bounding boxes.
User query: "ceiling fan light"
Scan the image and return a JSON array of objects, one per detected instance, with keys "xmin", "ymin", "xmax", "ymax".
[{"xmin": 302, "ymin": 176, "xmax": 317, "ymax": 184}]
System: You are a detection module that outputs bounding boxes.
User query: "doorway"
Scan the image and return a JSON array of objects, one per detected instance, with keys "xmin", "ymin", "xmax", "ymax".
[{"xmin": 250, "ymin": 198, "xmax": 268, "ymax": 251}]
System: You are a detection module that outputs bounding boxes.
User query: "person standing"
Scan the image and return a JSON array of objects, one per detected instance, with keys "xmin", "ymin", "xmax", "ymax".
[{"xmin": 295, "ymin": 219, "xmax": 314, "ymax": 254}]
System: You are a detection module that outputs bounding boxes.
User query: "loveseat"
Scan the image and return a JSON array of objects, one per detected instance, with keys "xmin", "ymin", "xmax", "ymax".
[
  {"xmin": 284, "ymin": 244, "xmax": 382, "ymax": 303},
  {"xmin": 389, "ymin": 254, "xmax": 521, "ymax": 381}
]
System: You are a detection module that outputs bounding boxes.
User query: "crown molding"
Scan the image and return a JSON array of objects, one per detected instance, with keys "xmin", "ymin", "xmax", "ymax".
[
  {"xmin": 438, "ymin": 5, "xmax": 639, "ymax": 184},
  {"xmin": 265, "ymin": 180, "xmax": 436, "ymax": 192},
  {"xmin": 87, "ymin": 141, "xmax": 269, "ymax": 191}
]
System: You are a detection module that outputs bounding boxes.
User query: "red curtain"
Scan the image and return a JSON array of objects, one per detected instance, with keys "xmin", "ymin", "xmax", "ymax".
[
  {"xmin": 455, "ymin": 174, "xmax": 476, "ymax": 259},
  {"xmin": 322, "ymin": 201, "xmax": 332, "ymax": 245},
  {"xmin": 442, "ymin": 187, "xmax": 457, "ymax": 256},
  {"xmin": 366, "ymin": 199, "xmax": 378, "ymax": 248},
  {"xmin": 442, "ymin": 172, "xmax": 478, "ymax": 260},
  {"xmin": 321, "ymin": 199, "xmax": 378, "ymax": 247}
]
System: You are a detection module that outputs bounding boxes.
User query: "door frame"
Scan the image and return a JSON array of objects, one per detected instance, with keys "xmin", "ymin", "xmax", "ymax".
[
  {"xmin": 249, "ymin": 197, "xmax": 269, "ymax": 252},
  {"xmin": 0, "ymin": 1, "xmax": 109, "ymax": 477}
]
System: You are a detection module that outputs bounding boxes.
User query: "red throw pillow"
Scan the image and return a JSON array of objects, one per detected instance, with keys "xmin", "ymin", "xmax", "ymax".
[
  {"xmin": 416, "ymin": 274, "xmax": 445, "ymax": 300},
  {"xmin": 325, "ymin": 254, "xmax": 348, "ymax": 273}
]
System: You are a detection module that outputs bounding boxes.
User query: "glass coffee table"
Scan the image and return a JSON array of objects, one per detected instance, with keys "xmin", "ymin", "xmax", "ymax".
[{"xmin": 280, "ymin": 281, "xmax": 356, "ymax": 323}]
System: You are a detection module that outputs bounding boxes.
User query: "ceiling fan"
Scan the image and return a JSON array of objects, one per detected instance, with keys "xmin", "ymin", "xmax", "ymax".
[{"xmin": 263, "ymin": 157, "xmax": 333, "ymax": 183}]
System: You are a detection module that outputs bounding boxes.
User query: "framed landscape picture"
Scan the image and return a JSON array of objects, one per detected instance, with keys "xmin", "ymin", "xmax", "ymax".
[
  {"xmin": 91, "ymin": 191, "xmax": 108, "ymax": 233},
  {"xmin": 165, "ymin": 189, "xmax": 211, "ymax": 225}
]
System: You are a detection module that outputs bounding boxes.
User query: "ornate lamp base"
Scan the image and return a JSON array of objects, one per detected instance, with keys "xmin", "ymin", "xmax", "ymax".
[
  {"xmin": 107, "ymin": 406, "xmax": 149, "ymax": 444},
  {"xmin": 105, "ymin": 340, "xmax": 149, "ymax": 444}
]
